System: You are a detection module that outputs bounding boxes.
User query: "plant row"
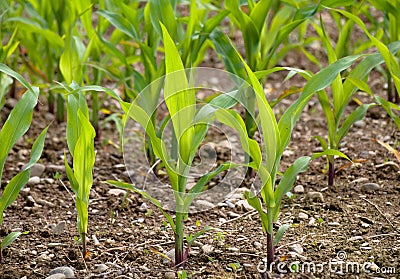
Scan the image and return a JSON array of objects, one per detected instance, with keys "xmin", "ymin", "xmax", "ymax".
[{"xmin": 0, "ymin": 0, "xmax": 399, "ymax": 274}]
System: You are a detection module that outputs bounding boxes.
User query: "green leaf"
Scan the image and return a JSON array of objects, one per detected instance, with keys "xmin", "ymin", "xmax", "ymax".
[
  {"xmin": 161, "ymin": 24, "xmax": 195, "ymax": 171},
  {"xmin": 73, "ymin": 110, "xmax": 96, "ymax": 204},
  {"xmin": 273, "ymin": 224, "xmax": 291, "ymax": 246},
  {"xmin": 244, "ymin": 191, "xmax": 269, "ymax": 233},
  {"xmin": 1, "ymin": 231, "xmax": 22, "ymax": 249},
  {"xmin": 97, "ymin": 9, "xmax": 138, "ymax": 39},
  {"xmin": 23, "ymin": 126, "xmax": 49, "ymax": 171},
  {"xmin": 106, "ymin": 180, "xmax": 176, "ymax": 232},
  {"xmin": 64, "ymin": 152, "xmax": 78, "ymax": 194},
  {"xmin": 0, "ymin": 64, "xmax": 39, "ymax": 187},
  {"xmin": 274, "ymin": 156, "xmax": 311, "ymax": 203},
  {"xmin": 336, "ymin": 103, "xmax": 375, "ymax": 144},
  {"xmin": 0, "ymin": 170, "xmax": 30, "ymax": 225}
]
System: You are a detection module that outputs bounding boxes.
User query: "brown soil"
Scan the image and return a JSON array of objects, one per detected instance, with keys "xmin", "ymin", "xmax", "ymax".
[{"xmin": 1, "ymin": 9, "xmax": 400, "ymax": 279}]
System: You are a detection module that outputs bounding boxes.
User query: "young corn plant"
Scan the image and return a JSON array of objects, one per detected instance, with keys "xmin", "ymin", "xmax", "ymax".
[
  {"xmin": 0, "ymin": 64, "xmax": 48, "ymax": 263},
  {"xmin": 211, "ymin": 0, "xmax": 319, "ymax": 139},
  {"xmin": 365, "ymin": 0, "xmax": 400, "ymax": 102},
  {"xmin": 312, "ymin": 11, "xmax": 400, "ymax": 185},
  {"xmin": 64, "ymin": 85, "xmax": 96, "ymax": 258},
  {"xmin": 108, "ymin": 24, "xmax": 246, "ymax": 268},
  {"xmin": 213, "ymin": 53, "xmax": 350, "ymax": 269}
]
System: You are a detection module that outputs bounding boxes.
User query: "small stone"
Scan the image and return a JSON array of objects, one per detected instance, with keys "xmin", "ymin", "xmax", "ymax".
[
  {"xmin": 290, "ymin": 244, "xmax": 304, "ymax": 254},
  {"xmin": 361, "ymin": 222, "xmax": 370, "ymax": 228},
  {"xmin": 225, "ymin": 201, "xmax": 235, "ymax": 208},
  {"xmin": 113, "ymin": 164, "xmax": 125, "ymax": 169},
  {"xmin": 37, "ymin": 198, "xmax": 55, "ymax": 208},
  {"xmin": 137, "ymin": 217, "xmax": 145, "ymax": 223},
  {"xmin": 293, "ymin": 185, "xmax": 305, "ymax": 194},
  {"xmin": 108, "ymin": 188, "xmax": 127, "ymax": 196},
  {"xmin": 29, "ymin": 163, "xmax": 46, "ymax": 177},
  {"xmin": 228, "ymin": 211, "xmax": 240, "ymax": 218},
  {"xmin": 45, "ymin": 275, "xmax": 66, "ymax": 279},
  {"xmin": 227, "ymin": 247, "xmax": 239, "ymax": 252},
  {"xmin": 92, "ymin": 235, "xmax": 100, "ymax": 246},
  {"xmin": 196, "ymin": 200, "xmax": 215, "ymax": 209},
  {"xmin": 27, "ymin": 176, "xmax": 41, "ymax": 186},
  {"xmin": 53, "ymin": 221, "xmax": 66, "ymax": 235},
  {"xmin": 44, "ymin": 178, "xmax": 55, "ymax": 184},
  {"xmin": 253, "ymin": 241, "xmax": 262, "ymax": 249},
  {"xmin": 308, "ymin": 217, "xmax": 316, "ymax": 225},
  {"xmin": 165, "ymin": 271, "xmax": 175, "ymax": 279},
  {"xmin": 26, "ymin": 195, "xmax": 36, "ymax": 206},
  {"xmin": 95, "ymin": 264, "xmax": 108, "ymax": 273},
  {"xmin": 46, "ymin": 164, "xmax": 65, "ymax": 172},
  {"xmin": 328, "ymin": 222, "xmax": 341, "ymax": 227},
  {"xmin": 354, "ymin": 120, "xmax": 366, "ymax": 128},
  {"xmin": 306, "ymin": 191, "xmax": 324, "ymax": 203},
  {"xmin": 361, "ymin": 183, "xmax": 380, "ymax": 193},
  {"xmin": 351, "ymin": 177, "xmax": 369, "ymax": 184},
  {"xmin": 348, "ymin": 236, "xmax": 363, "ymax": 242},
  {"xmin": 17, "ymin": 149, "xmax": 29, "ymax": 161},
  {"xmin": 163, "ymin": 249, "xmax": 175, "ymax": 264},
  {"xmin": 235, "ymin": 200, "xmax": 253, "ymax": 211},
  {"xmin": 202, "ymin": 244, "xmax": 214, "ymax": 254},
  {"xmin": 49, "ymin": 267, "xmax": 75, "ymax": 278},
  {"xmin": 298, "ymin": 212, "xmax": 309, "ymax": 220},
  {"xmin": 138, "ymin": 202, "xmax": 148, "ymax": 212}
]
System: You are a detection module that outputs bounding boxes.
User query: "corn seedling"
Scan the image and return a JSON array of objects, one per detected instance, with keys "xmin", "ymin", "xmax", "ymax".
[
  {"xmin": 0, "ymin": 64, "xmax": 48, "ymax": 263},
  {"xmin": 108, "ymin": 24, "xmax": 252, "ymax": 268},
  {"xmin": 364, "ymin": 0, "xmax": 400, "ymax": 102},
  {"xmin": 64, "ymin": 84, "xmax": 96, "ymax": 257},
  {"xmin": 210, "ymin": 37, "xmax": 366, "ymax": 267},
  {"xmin": 311, "ymin": 10, "xmax": 400, "ymax": 185},
  {"xmin": 211, "ymin": 0, "xmax": 319, "ymax": 174}
]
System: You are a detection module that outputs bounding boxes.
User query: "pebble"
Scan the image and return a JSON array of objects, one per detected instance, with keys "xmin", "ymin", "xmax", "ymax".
[
  {"xmin": 196, "ymin": 200, "xmax": 215, "ymax": 208},
  {"xmin": 29, "ymin": 163, "xmax": 46, "ymax": 177},
  {"xmin": 138, "ymin": 202, "xmax": 148, "ymax": 212},
  {"xmin": 27, "ymin": 176, "xmax": 41, "ymax": 186},
  {"xmin": 17, "ymin": 149, "xmax": 29, "ymax": 160},
  {"xmin": 290, "ymin": 244, "xmax": 304, "ymax": 254},
  {"xmin": 202, "ymin": 244, "xmax": 214, "ymax": 254},
  {"xmin": 306, "ymin": 191, "xmax": 324, "ymax": 203},
  {"xmin": 45, "ymin": 275, "xmax": 66, "ymax": 279},
  {"xmin": 224, "ymin": 201, "xmax": 235, "ymax": 208},
  {"xmin": 228, "ymin": 211, "xmax": 240, "ymax": 218},
  {"xmin": 328, "ymin": 222, "xmax": 341, "ymax": 227},
  {"xmin": 48, "ymin": 267, "xmax": 75, "ymax": 278},
  {"xmin": 235, "ymin": 199, "xmax": 253, "ymax": 211},
  {"xmin": 361, "ymin": 183, "xmax": 380, "ymax": 193},
  {"xmin": 165, "ymin": 271, "xmax": 175, "ymax": 279},
  {"xmin": 163, "ymin": 249, "xmax": 175, "ymax": 264},
  {"xmin": 53, "ymin": 221, "xmax": 66, "ymax": 235},
  {"xmin": 293, "ymin": 185, "xmax": 305, "ymax": 194},
  {"xmin": 46, "ymin": 164, "xmax": 65, "ymax": 172},
  {"xmin": 227, "ymin": 247, "xmax": 239, "ymax": 252},
  {"xmin": 348, "ymin": 236, "xmax": 363, "ymax": 242},
  {"xmin": 108, "ymin": 189, "xmax": 127, "ymax": 196},
  {"xmin": 351, "ymin": 177, "xmax": 369, "ymax": 184},
  {"xmin": 95, "ymin": 264, "xmax": 108, "ymax": 273},
  {"xmin": 26, "ymin": 195, "xmax": 36, "ymax": 206},
  {"xmin": 92, "ymin": 234, "xmax": 100, "ymax": 246},
  {"xmin": 298, "ymin": 212, "xmax": 309, "ymax": 219},
  {"xmin": 253, "ymin": 241, "xmax": 262, "ymax": 249},
  {"xmin": 354, "ymin": 120, "xmax": 366, "ymax": 128}
]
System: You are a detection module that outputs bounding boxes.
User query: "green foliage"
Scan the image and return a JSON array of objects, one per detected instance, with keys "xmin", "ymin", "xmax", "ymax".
[
  {"xmin": 0, "ymin": 64, "xmax": 48, "ymax": 262},
  {"xmin": 64, "ymin": 84, "xmax": 96, "ymax": 255}
]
